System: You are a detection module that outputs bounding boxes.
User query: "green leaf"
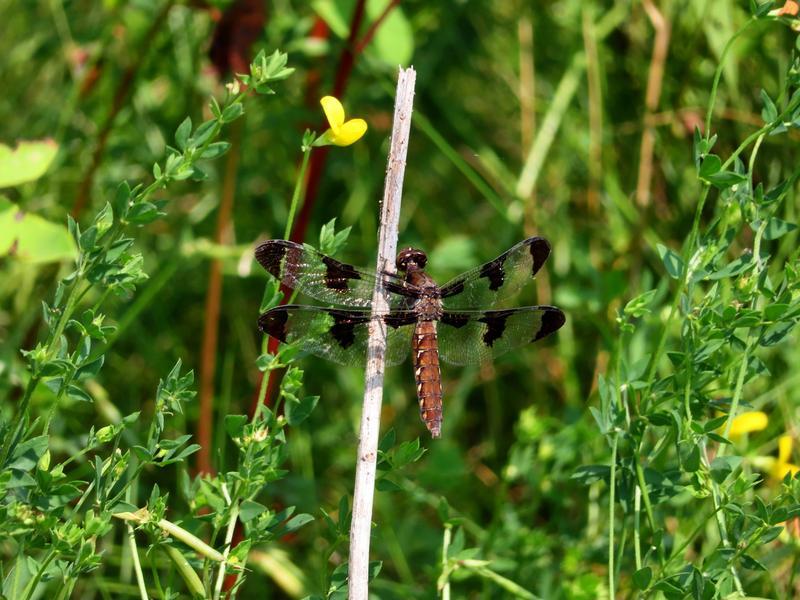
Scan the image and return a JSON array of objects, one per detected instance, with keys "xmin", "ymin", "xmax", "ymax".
[
  {"xmin": 706, "ymin": 170, "xmax": 748, "ymax": 189},
  {"xmin": 75, "ymin": 356, "xmax": 104, "ymax": 380},
  {"xmin": 376, "ymin": 477, "xmax": 401, "ymax": 492},
  {"xmin": 681, "ymin": 443, "xmax": 701, "ymax": 472},
  {"xmin": 709, "ymin": 455, "xmax": 742, "ymax": 484},
  {"xmin": 224, "ymin": 415, "xmax": 248, "ymax": 440},
  {"xmin": 698, "ymin": 154, "xmax": 721, "ymax": 178},
  {"xmin": 221, "ymin": 103, "xmax": 244, "ymax": 123},
  {"xmin": 708, "ymin": 254, "xmax": 754, "ymax": 280},
  {"xmin": 112, "ymin": 181, "xmax": 132, "ymax": 219},
  {"xmin": 366, "ymin": 0, "xmax": 413, "ymax": 65},
  {"xmin": 760, "ymin": 525, "xmax": 784, "ymax": 544},
  {"xmin": 391, "ymin": 439, "xmax": 424, "ymax": 469},
  {"xmin": 175, "ymin": 117, "xmax": 192, "ymax": 151},
  {"xmin": 285, "ymin": 395, "xmax": 319, "ymax": 426},
  {"xmin": 760, "ymin": 89, "xmax": 778, "ymax": 123},
  {"xmin": 239, "ymin": 500, "xmax": 268, "ymax": 523},
  {"xmin": 8, "ymin": 436, "xmax": 49, "ymax": 471},
  {"xmin": 283, "ymin": 513, "xmax": 314, "ymax": 534},
  {"xmin": 66, "ymin": 384, "xmax": 93, "ymax": 403},
  {"xmin": 379, "ymin": 428, "xmax": 396, "ymax": 454},
  {"xmin": 571, "ymin": 465, "xmax": 610, "ymax": 485},
  {"xmin": 0, "ymin": 202, "xmax": 77, "ymax": 263},
  {"xmin": 200, "ymin": 142, "xmax": 230, "ymax": 159},
  {"xmin": 764, "ymin": 303, "xmax": 790, "ymax": 321},
  {"xmin": 127, "ymin": 201, "xmax": 161, "ymax": 225},
  {"xmin": 704, "ymin": 415, "xmax": 729, "ymax": 432},
  {"xmin": 0, "ymin": 140, "xmax": 58, "ymax": 187},
  {"xmin": 94, "ymin": 202, "xmax": 114, "ymax": 238},
  {"xmin": 623, "ymin": 289, "xmax": 658, "ymax": 317},
  {"xmin": 740, "ymin": 553, "xmax": 767, "ymax": 571},
  {"xmin": 79, "ymin": 225, "xmax": 97, "ymax": 252},
  {"xmin": 656, "ymin": 244, "xmax": 684, "ymax": 279},
  {"xmin": 752, "ymin": 0, "xmax": 774, "ymax": 16},
  {"xmin": 192, "ymin": 120, "xmax": 217, "ymax": 147},
  {"xmin": 761, "ymin": 320, "xmax": 796, "ymax": 346},
  {"xmin": 633, "ymin": 566, "xmax": 652, "ymax": 590},
  {"xmin": 763, "ymin": 217, "xmax": 797, "ymax": 240}
]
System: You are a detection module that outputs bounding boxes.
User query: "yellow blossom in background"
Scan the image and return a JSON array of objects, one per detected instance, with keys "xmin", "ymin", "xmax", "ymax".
[
  {"xmin": 771, "ymin": 435, "xmax": 800, "ymax": 481},
  {"xmin": 316, "ymin": 96, "xmax": 367, "ymax": 147},
  {"xmin": 728, "ymin": 411, "xmax": 769, "ymax": 437}
]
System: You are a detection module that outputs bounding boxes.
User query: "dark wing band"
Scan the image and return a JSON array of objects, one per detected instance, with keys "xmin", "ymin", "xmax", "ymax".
[
  {"xmin": 438, "ymin": 306, "xmax": 565, "ymax": 365},
  {"xmin": 255, "ymin": 239, "xmax": 419, "ymax": 308},
  {"xmin": 258, "ymin": 305, "xmax": 417, "ymax": 367},
  {"xmin": 439, "ymin": 237, "xmax": 551, "ymax": 309}
]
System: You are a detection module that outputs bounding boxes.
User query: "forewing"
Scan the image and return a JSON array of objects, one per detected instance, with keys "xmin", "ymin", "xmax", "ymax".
[
  {"xmin": 258, "ymin": 305, "xmax": 416, "ymax": 367},
  {"xmin": 438, "ymin": 306, "xmax": 565, "ymax": 365},
  {"xmin": 439, "ymin": 237, "xmax": 551, "ymax": 309},
  {"xmin": 255, "ymin": 240, "xmax": 417, "ymax": 308}
]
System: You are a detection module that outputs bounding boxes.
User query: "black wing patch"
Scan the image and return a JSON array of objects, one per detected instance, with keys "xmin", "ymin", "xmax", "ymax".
[
  {"xmin": 439, "ymin": 237, "xmax": 551, "ymax": 309},
  {"xmin": 438, "ymin": 306, "xmax": 565, "ymax": 365},
  {"xmin": 255, "ymin": 240, "xmax": 419, "ymax": 308},
  {"xmin": 258, "ymin": 305, "xmax": 416, "ymax": 366}
]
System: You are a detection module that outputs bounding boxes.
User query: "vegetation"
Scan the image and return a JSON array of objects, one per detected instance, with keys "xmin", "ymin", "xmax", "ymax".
[{"xmin": 1, "ymin": 1, "xmax": 800, "ymax": 598}]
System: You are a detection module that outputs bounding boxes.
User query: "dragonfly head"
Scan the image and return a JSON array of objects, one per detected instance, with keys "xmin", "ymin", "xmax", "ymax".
[{"xmin": 396, "ymin": 247, "xmax": 427, "ymax": 272}]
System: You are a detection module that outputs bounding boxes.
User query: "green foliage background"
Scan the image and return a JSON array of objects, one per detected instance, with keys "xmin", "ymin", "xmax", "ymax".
[{"xmin": 1, "ymin": 0, "xmax": 800, "ymax": 598}]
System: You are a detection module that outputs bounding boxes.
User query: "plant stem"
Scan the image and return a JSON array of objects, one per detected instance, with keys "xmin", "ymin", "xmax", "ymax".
[
  {"xmin": 704, "ymin": 19, "xmax": 754, "ymax": 137},
  {"xmin": 284, "ymin": 143, "xmax": 313, "ymax": 240},
  {"xmin": 702, "ymin": 443, "xmax": 744, "ymax": 593},
  {"xmin": 20, "ymin": 547, "xmax": 57, "ymax": 600},
  {"xmin": 348, "ymin": 67, "xmax": 415, "ymax": 600},
  {"xmin": 608, "ymin": 433, "xmax": 618, "ymax": 598},
  {"xmin": 126, "ymin": 523, "xmax": 149, "ymax": 600},
  {"xmin": 213, "ymin": 485, "xmax": 239, "ymax": 600},
  {"xmin": 440, "ymin": 525, "xmax": 452, "ymax": 600}
]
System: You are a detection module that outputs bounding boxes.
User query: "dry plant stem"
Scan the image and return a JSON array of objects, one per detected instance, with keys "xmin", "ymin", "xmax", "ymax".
[
  {"xmin": 582, "ymin": 7, "xmax": 602, "ymax": 212},
  {"xmin": 517, "ymin": 14, "xmax": 539, "ymax": 238},
  {"xmin": 515, "ymin": 4, "xmax": 628, "ymax": 199},
  {"xmin": 636, "ymin": 0, "xmax": 671, "ymax": 207},
  {"xmin": 348, "ymin": 66, "xmax": 416, "ymax": 600}
]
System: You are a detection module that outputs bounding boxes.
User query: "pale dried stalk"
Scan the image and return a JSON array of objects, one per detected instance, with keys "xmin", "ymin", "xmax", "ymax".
[
  {"xmin": 348, "ymin": 66, "xmax": 416, "ymax": 599},
  {"xmin": 636, "ymin": 0, "xmax": 671, "ymax": 207}
]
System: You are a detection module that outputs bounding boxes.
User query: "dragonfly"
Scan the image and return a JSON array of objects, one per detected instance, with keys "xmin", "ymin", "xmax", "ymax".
[{"xmin": 255, "ymin": 237, "xmax": 565, "ymax": 438}]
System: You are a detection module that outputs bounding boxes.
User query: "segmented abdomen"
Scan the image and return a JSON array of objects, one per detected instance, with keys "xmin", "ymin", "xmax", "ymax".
[{"xmin": 412, "ymin": 320, "xmax": 443, "ymax": 438}]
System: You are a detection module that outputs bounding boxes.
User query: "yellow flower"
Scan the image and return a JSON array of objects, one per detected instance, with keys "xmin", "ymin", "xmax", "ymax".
[
  {"xmin": 728, "ymin": 411, "xmax": 769, "ymax": 437},
  {"xmin": 772, "ymin": 435, "xmax": 800, "ymax": 481},
  {"xmin": 316, "ymin": 96, "xmax": 367, "ymax": 147}
]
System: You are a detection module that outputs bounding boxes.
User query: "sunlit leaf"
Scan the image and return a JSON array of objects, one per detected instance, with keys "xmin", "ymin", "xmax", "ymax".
[{"xmin": 0, "ymin": 139, "xmax": 58, "ymax": 187}]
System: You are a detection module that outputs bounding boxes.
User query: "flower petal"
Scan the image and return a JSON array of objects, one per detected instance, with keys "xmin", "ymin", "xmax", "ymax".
[
  {"xmin": 331, "ymin": 118, "xmax": 367, "ymax": 147},
  {"xmin": 320, "ymin": 96, "xmax": 345, "ymax": 131},
  {"xmin": 728, "ymin": 411, "xmax": 768, "ymax": 437},
  {"xmin": 779, "ymin": 435, "xmax": 794, "ymax": 464},
  {"xmin": 773, "ymin": 461, "xmax": 799, "ymax": 481}
]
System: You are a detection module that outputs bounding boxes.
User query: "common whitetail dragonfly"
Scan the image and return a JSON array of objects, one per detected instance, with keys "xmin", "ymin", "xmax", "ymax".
[{"xmin": 255, "ymin": 237, "xmax": 565, "ymax": 438}]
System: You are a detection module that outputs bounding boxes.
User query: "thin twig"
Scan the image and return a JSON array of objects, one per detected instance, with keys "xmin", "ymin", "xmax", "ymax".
[{"xmin": 348, "ymin": 66, "xmax": 416, "ymax": 600}]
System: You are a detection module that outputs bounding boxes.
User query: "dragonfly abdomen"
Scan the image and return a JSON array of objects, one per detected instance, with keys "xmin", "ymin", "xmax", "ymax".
[{"xmin": 412, "ymin": 320, "xmax": 443, "ymax": 438}]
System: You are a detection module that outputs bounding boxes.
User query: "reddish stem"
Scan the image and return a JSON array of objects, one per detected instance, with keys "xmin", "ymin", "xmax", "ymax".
[
  {"xmin": 248, "ymin": 0, "xmax": 378, "ymax": 418},
  {"xmin": 196, "ymin": 119, "xmax": 243, "ymax": 475}
]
